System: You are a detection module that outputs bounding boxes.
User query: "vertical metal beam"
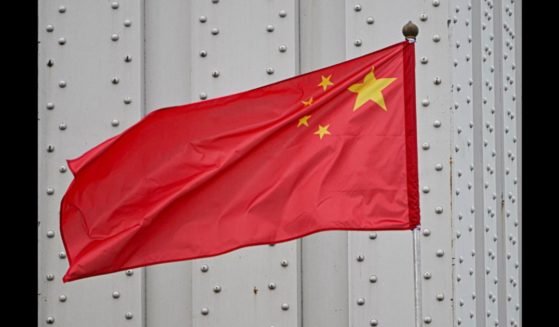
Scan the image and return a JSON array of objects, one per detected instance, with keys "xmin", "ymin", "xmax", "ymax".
[
  {"xmin": 344, "ymin": 1, "xmax": 454, "ymax": 326},
  {"xmin": 144, "ymin": 1, "xmax": 192, "ymax": 326},
  {"xmin": 188, "ymin": 1, "xmax": 300, "ymax": 326},
  {"xmin": 38, "ymin": 1, "xmax": 145, "ymax": 326},
  {"xmin": 449, "ymin": 1, "xmax": 478, "ymax": 326},
  {"xmin": 514, "ymin": 1, "xmax": 522, "ymax": 325},
  {"xmin": 299, "ymin": 1, "xmax": 349, "ymax": 326}
]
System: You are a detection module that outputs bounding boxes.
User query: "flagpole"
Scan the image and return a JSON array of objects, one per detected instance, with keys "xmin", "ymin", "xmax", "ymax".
[{"xmin": 402, "ymin": 20, "xmax": 422, "ymax": 327}]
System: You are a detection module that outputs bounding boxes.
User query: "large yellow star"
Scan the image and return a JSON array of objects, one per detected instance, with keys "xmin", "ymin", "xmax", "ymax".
[
  {"xmin": 297, "ymin": 115, "xmax": 311, "ymax": 128},
  {"xmin": 318, "ymin": 75, "xmax": 334, "ymax": 91},
  {"xmin": 348, "ymin": 66, "xmax": 396, "ymax": 112},
  {"xmin": 314, "ymin": 124, "xmax": 331, "ymax": 140},
  {"xmin": 302, "ymin": 97, "xmax": 314, "ymax": 106}
]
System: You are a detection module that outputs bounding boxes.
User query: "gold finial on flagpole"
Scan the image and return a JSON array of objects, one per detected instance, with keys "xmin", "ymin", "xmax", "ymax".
[{"xmin": 402, "ymin": 21, "xmax": 419, "ymax": 43}]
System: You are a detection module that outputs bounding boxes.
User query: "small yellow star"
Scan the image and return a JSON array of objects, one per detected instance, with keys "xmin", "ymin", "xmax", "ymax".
[
  {"xmin": 318, "ymin": 75, "xmax": 334, "ymax": 91},
  {"xmin": 314, "ymin": 124, "xmax": 331, "ymax": 140},
  {"xmin": 348, "ymin": 66, "xmax": 396, "ymax": 112},
  {"xmin": 302, "ymin": 97, "xmax": 314, "ymax": 106},
  {"xmin": 297, "ymin": 115, "xmax": 311, "ymax": 128}
]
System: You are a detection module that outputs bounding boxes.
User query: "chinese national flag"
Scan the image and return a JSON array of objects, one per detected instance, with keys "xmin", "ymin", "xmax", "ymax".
[{"xmin": 61, "ymin": 41, "xmax": 419, "ymax": 282}]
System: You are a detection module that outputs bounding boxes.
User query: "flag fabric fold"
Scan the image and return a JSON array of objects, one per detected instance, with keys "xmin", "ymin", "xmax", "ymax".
[{"xmin": 61, "ymin": 41, "xmax": 419, "ymax": 282}]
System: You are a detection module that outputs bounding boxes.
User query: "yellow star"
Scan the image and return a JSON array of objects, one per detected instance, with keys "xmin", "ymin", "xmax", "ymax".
[
  {"xmin": 297, "ymin": 115, "xmax": 311, "ymax": 128},
  {"xmin": 348, "ymin": 66, "xmax": 396, "ymax": 112},
  {"xmin": 314, "ymin": 124, "xmax": 331, "ymax": 140},
  {"xmin": 302, "ymin": 97, "xmax": 314, "ymax": 106},
  {"xmin": 318, "ymin": 75, "xmax": 334, "ymax": 91}
]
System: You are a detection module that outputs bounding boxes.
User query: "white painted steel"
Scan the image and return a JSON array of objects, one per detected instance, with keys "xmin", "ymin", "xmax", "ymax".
[
  {"xmin": 188, "ymin": 1, "xmax": 300, "ymax": 327},
  {"xmin": 299, "ymin": 1, "xmax": 350, "ymax": 326},
  {"xmin": 144, "ymin": 1, "xmax": 193, "ymax": 326},
  {"xmin": 38, "ymin": 1, "xmax": 145, "ymax": 326},
  {"xmin": 37, "ymin": 1, "xmax": 522, "ymax": 326},
  {"xmin": 449, "ymin": 1, "xmax": 477, "ymax": 326},
  {"xmin": 499, "ymin": 1, "xmax": 520, "ymax": 326}
]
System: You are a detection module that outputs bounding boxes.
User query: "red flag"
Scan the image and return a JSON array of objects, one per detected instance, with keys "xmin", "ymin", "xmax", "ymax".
[{"xmin": 61, "ymin": 41, "xmax": 419, "ymax": 282}]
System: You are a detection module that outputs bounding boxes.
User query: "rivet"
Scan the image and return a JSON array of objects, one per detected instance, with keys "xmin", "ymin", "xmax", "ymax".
[
  {"xmin": 47, "ymin": 230, "xmax": 55, "ymax": 238},
  {"xmin": 435, "ymin": 206, "xmax": 443, "ymax": 214},
  {"xmin": 46, "ymin": 273, "xmax": 55, "ymax": 281},
  {"xmin": 279, "ymin": 10, "xmax": 287, "ymax": 18},
  {"xmin": 435, "ymin": 163, "xmax": 443, "ymax": 171},
  {"xmin": 422, "ymin": 228, "xmax": 431, "ymax": 236},
  {"xmin": 46, "ymin": 317, "xmax": 55, "ymax": 324},
  {"xmin": 47, "ymin": 188, "xmax": 55, "ymax": 195},
  {"xmin": 123, "ymin": 97, "xmax": 132, "ymax": 104},
  {"xmin": 212, "ymin": 0, "xmax": 219, "ymax": 3},
  {"xmin": 356, "ymin": 254, "xmax": 365, "ymax": 262},
  {"xmin": 424, "ymin": 316, "xmax": 432, "ymax": 324},
  {"xmin": 125, "ymin": 312, "xmax": 133, "ymax": 320},
  {"xmin": 456, "ymin": 41, "xmax": 461, "ymax": 48},
  {"xmin": 47, "ymin": 59, "xmax": 54, "ymax": 67},
  {"xmin": 111, "ymin": 34, "xmax": 119, "ymax": 41},
  {"xmin": 279, "ymin": 45, "xmax": 287, "ymax": 53},
  {"xmin": 436, "ymin": 249, "xmax": 444, "ymax": 257},
  {"xmin": 432, "ymin": 34, "xmax": 440, "ymax": 43},
  {"xmin": 436, "ymin": 293, "xmax": 444, "ymax": 301},
  {"xmin": 111, "ymin": 77, "xmax": 120, "ymax": 85},
  {"xmin": 424, "ymin": 272, "xmax": 432, "ymax": 280},
  {"xmin": 212, "ymin": 71, "xmax": 220, "ymax": 78},
  {"xmin": 370, "ymin": 319, "xmax": 379, "ymax": 326},
  {"xmin": 200, "ymin": 92, "xmax": 208, "ymax": 100},
  {"xmin": 366, "ymin": 17, "xmax": 375, "ymax": 24},
  {"xmin": 47, "ymin": 144, "xmax": 55, "ymax": 152},
  {"xmin": 58, "ymin": 80, "xmax": 67, "ymax": 88},
  {"xmin": 420, "ymin": 56, "xmax": 428, "ymax": 64},
  {"xmin": 354, "ymin": 4, "xmax": 362, "ymax": 12},
  {"xmin": 200, "ymin": 307, "xmax": 209, "ymax": 315},
  {"xmin": 124, "ymin": 55, "xmax": 132, "ymax": 62},
  {"xmin": 124, "ymin": 19, "xmax": 132, "ymax": 27},
  {"xmin": 213, "ymin": 285, "xmax": 222, "ymax": 293},
  {"xmin": 281, "ymin": 259, "xmax": 289, "ymax": 267},
  {"xmin": 201, "ymin": 264, "xmax": 209, "ymax": 272},
  {"xmin": 268, "ymin": 282, "xmax": 276, "ymax": 290},
  {"xmin": 112, "ymin": 291, "xmax": 120, "ymax": 299},
  {"xmin": 422, "ymin": 99, "xmax": 430, "ymax": 107},
  {"xmin": 354, "ymin": 39, "xmax": 362, "ymax": 47},
  {"xmin": 433, "ymin": 120, "xmax": 441, "ymax": 128},
  {"xmin": 211, "ymin": 27, "xmax": 220, "ymax": 35},
  {"xmin": 58, "ymin": 251, "xmax": 66, "ymax": 259},
  {"xmin": 281, "ymin": 303, "xmax": 289, "ymax": 310},
  {"xmin": 111, "ymin": 2, "xmax": 119, "ymax": 9},
  {"xmin": 58, "ymin": 6, "xmax": 66, "ymax": 13},
  {"xmin": 369, "ymin": 232, "xmax": 377, "ymax": 240},
  {"xmin": 59, "ymin": 295, "xmax": 67, "ymax": 302},
  {"xmin": 125, "ymin": 270, "xmax": 134, "ymax": 276},
  {"xmin": 422, "ymin": 186, "xmax": 430, "ymax": 193},
  {"xmin": 369, "ymin": 275, "xmax": 378, "ymax": 283},
  {"xmin": 46, "ymin": 25, "xmax": 55, "ymax": 33},
  {"xmin": 422, "ymin": 143, "xmax": 430, "ymax": 150},
  {"xmin": 357, "ymin": 298, "xmax": 365, "ymax": 305},
  {"xmin": 266, "ymin": 67, "xmax": 275, "ymax": 75},
  {"xmin": 432, "ymin": 0, "xmax": 440, "ymax": 7},
  {"xmin": 456, "ymin": 231, "xmax": 461, "ymax": 238},
  {"xmin": 200, "ymin": 50, "xmax": 208, "ymax": 57},
  {"xmin": 266, "ymin": 25, "xmax": 274, "ymax": 32},
  {"xmin": 419, "ymin": 13, "xmax": 428, "ymax": 21},
  {"xmin": 111, "ymin": 119, "xmax": 120, "ymax": 127},
  {"xmin": 433, "ymin": 76, "xmax": 441, "ymax": 85}
]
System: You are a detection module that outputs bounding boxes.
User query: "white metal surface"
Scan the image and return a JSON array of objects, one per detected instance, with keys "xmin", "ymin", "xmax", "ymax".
[
  {"xmin": 449, "ymin": 1, "xmax": 477, "ymax": 326},
  {"xmin": 188, "ymin": 1, "xmax": 301, "ymax": 326},
  {"xmin": 38, "ymin": 1, "xmax": 144, "ymax": 326},
  {"xmin": 38, "ymin": 1, "xmax": 522, "ymax": 326},
  {"xmin": 144, "ymin": 1, "xmax": 193, "ymax": 326}
]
